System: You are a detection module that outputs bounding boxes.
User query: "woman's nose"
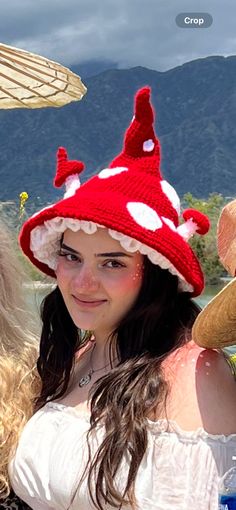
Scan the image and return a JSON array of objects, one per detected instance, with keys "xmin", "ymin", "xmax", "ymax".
[{"xmin": 73, "ymin": 266, "xmax": 100, "ymax": 292}]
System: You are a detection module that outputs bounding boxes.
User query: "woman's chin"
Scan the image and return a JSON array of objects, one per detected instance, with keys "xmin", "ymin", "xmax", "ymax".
[{"xmin": 74, "ymin": 320, "xmax": 96, "ymax": 331}]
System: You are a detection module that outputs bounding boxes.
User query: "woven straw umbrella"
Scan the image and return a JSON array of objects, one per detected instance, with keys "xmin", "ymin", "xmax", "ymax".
[{"xmin": 0, "ymin": 43, "xmax": 87, "ymax": 109}]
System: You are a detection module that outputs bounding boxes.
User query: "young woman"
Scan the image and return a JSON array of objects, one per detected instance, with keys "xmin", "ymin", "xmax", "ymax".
[
  {"xmin": 0, "ymin": 219, "xmax": 39, "ymax": 509},
  {"xmin": 9, "ymin": 87, "xmax": 236, "ymax": 510}
]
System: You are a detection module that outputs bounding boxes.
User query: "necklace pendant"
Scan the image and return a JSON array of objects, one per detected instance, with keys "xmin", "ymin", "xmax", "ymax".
[{"xmin": 79, "ymin": 372, "xmax": 92, "ymax": 387}]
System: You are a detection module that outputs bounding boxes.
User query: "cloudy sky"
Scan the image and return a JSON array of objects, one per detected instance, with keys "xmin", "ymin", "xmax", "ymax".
[{"xmin": 1, "ymin": 0, "xmax": 235, "ymax": 71}]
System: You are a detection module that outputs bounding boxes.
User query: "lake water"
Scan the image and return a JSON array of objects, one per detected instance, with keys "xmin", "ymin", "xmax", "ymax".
[
  {"xmin": 27, "ymin": 280, "xmax": 236, "ymax": 356},
  {"xmin": 195, "ymin": 282, "xmax": 227, "ymax": 308}
]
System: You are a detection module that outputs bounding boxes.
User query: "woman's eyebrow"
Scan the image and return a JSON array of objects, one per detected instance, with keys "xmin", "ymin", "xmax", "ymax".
[
  {"xmin": 96, "ymin": 252, "xmax": 132, "ymax": 258},
  {"xmin": 60, "ymin": 243, "xmax": 132, "ymax": 258},
  {"xmin": 60, "ymin": 243, "xmax": 79, "ymax": 254}
]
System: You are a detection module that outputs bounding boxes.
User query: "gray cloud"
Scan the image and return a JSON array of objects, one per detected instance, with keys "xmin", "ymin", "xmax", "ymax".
[{"xmin": 1, "ymin": 0, "xmax": 235, "ymax": 70}]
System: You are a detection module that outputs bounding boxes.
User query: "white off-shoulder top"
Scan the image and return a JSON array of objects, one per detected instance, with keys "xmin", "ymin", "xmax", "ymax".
[{"xmin": 9, "ymin": 401, "xmax": 236, "ymax": 510}]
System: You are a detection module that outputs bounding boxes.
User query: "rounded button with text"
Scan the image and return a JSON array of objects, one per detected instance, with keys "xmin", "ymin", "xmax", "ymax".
[{"xmin": 176, "ymin": 13, "xmax": 213, "ymax": 28}]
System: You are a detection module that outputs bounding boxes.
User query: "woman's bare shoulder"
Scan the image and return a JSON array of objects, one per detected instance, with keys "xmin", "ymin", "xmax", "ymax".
[
  {"xmin": 195, "ymin": 346, "xmax": 236, "ymax": 434},
  {"xmin": 163, "ymin": 342, "xmax": 236, "ymax": 435}
]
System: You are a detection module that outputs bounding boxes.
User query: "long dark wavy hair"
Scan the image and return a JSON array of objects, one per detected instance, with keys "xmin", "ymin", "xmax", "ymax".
[{"xmin": 36, "ymin": 257, "xmax": 200, "ymax": 509}]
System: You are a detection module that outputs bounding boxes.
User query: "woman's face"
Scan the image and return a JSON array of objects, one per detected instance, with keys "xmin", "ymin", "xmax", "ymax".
[{"xmin": 56, "ymin": 228, "xmax": 144, "ymax": 340}]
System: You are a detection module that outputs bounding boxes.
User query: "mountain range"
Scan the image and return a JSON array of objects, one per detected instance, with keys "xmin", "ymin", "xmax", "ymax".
[{"xmin": 0, "ymin": 55, "xmax": 235, "ymax": 209}]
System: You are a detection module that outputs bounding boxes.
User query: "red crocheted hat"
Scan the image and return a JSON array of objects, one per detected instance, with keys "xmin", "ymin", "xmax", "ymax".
[{"xmin": 19, "ymin": 87, "xmax": 209, "ymax": 296}]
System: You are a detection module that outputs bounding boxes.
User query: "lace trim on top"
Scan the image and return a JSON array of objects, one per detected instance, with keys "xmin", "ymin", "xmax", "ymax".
[{"xmin": 46, "ymin": 402, "xmax": 236, "ymax": 443}]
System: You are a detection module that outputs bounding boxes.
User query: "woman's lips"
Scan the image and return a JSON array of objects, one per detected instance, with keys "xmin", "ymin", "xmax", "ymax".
[{"xmin": 72, "ymin": 296, "xmax": 107, "ymax": 308}]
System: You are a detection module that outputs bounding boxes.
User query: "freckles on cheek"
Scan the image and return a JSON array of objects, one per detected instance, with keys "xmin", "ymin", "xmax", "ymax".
[
  {"xmin": 131, "ymin": 262, "xmax": 144, "ymax": 284},
  {"xmin": 120, "ymin": 265, "xmax": 143, "ymax": 292}
]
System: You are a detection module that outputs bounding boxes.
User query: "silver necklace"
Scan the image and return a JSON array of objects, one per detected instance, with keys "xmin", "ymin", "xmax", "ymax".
[{"xmin": 78, "ymin": 343, "xmax": 114, "ymax": 387}]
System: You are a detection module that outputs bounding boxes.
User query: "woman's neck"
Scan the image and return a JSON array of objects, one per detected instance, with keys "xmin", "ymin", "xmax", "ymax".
[{"xmin": 91, "ymin": 339, "xmax": 117, "ymax": 371}]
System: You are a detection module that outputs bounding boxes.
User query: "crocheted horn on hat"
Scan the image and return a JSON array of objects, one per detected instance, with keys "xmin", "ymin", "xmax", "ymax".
[
  {"xmin": 19, "ymin": 86, "xmax": 209, "ymax": 296},
  {"xmin": 110, "ymin": 86, "xmax": 161, "ymax": 172},
  {"xmin": 54, "ymin": 147, "xmax": 84, "ymax": 198}
]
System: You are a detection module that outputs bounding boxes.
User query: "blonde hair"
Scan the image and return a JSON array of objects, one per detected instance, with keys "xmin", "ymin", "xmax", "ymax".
[{"xmin": 0, "ymin": 220, "xmax": 40, "ymax": 499}]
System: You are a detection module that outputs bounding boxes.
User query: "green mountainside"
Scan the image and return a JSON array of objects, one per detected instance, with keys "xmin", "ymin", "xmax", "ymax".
[{"xmin": 0, "ymin": 55, "xmax": 235, "ymax": 208}]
